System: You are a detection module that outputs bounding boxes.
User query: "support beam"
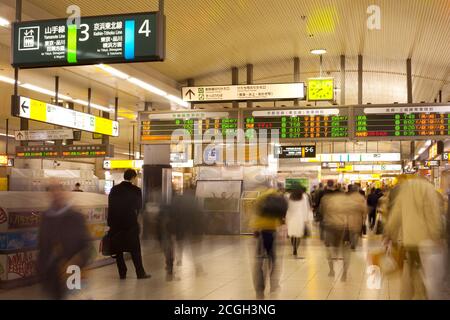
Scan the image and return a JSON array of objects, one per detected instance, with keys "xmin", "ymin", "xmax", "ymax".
[
  {"xmin": 87, "ymin": 88, "xmax": 92, "ymax": 114},
  {"xmin": 247, "ymin": 64, "xmax": 253, "ymax": 109},
  {"xmin": 144, "ymin": 101, "xmax": 152, "ymax": 112},
  {"xmin": 358, "ymin": 55, "xmax": 363, "ymax": 105},
  {"xmin": 102, "ymin": 111, "xmax": 110, "ymax": 146},
  {"xmin": 293, "ymin": 57, "xmax": 300, "ymax": 106},
  {"xmin": 114, "ymin": 97, "xmax": 119, "ymax": 121},
  {"xmin": 340, "ymin": 55, "xmax": 346, "ymax": 105},
  {"xmin": 407, "ymin": 58, "xmax": 413, "ymax": 103},
  {"xmin": 5, "ymin": 119, "xmax": 9, "ymax": 155},
  {"xmin": 232, "ymin": 67, "xmax": 239, "ymax": 109},
  {"xmin": 439, "ymin": 90, "xmax": 442, "ymax": 103},
  {"xmin": 54, "ymin": 76, "xmax": 59, "ymax": 105}
]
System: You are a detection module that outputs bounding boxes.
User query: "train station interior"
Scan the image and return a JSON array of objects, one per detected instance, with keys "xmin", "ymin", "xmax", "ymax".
[{"xmin": 0, "ymin": 0, "xmax": 449, "ymax": 301}]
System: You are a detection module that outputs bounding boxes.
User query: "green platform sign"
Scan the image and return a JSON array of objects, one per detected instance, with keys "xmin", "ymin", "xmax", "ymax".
[{"xmin": 12, "ymin": 12, "xmax": 165, "ymax": 68}]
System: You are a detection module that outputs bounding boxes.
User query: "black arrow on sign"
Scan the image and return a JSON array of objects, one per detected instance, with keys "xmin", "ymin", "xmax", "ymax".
[
  {"xmin": 185, "ymin": 89, "xmax": 195, "ymax": 99},
  {"xmin": 21, "ymin": 100, "xmax": 29, "ymax": 113},
  {"xmin": 16, "ymin": 132, "xmax": 24, "ymax": 140}
]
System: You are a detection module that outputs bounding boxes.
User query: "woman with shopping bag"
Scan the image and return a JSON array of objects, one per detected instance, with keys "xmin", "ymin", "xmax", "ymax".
[{"xmin": 384, "ymin": 176, "xmax": 446, "ymax": 300}]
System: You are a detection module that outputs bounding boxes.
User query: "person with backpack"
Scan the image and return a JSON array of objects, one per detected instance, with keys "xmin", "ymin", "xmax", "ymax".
[{"xmin": 250, "ymin": 185, "xmax": 287, "ymax": 299}]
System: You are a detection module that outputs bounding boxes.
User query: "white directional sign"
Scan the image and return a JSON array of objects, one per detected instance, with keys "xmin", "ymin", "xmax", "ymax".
[
  {"xmin": 13, "ymin": 96, "xmax": 119, "ymax": 137},
  {"xmin": 14, "ymin": 129, "xmax": 74, "ymax": 141},
  {"xmin": 182, "ymin": 83, "xmax": 305, "ymax": 103}
]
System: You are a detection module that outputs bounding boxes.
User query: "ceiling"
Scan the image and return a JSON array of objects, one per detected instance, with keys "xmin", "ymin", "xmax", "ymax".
[{"xmin": 0, "ymin": 0, "xmax": 449, "ymax": 157}]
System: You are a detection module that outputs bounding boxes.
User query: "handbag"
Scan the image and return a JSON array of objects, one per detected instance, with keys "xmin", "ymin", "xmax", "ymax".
[
  {"xmin": 101, "ymin": 232, "xmax": 113, "ymax": 256},
  {"xmin": 368, "ymin": 245, "xmax": 404, "ymax": 276}
]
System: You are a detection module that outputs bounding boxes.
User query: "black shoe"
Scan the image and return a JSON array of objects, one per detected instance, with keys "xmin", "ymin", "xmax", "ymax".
[{"xmin": 137, "ymin": 274, "xmax": 151, "ymax": 279}]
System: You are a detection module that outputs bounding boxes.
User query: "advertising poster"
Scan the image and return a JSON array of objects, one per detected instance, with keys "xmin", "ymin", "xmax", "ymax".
[{"xmin": 6, "ymin": 250, "xmax": 38, "ymax": 280}]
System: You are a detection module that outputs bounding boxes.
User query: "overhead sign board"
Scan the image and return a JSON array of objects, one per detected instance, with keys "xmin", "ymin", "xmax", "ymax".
[
  {"xmin": 139, "ymin": 110, "xmax": 239, "ymax": 143},
  {"xmin": 182, "ymin": 83, "xmax": 305, "ymax": 103},
  {"xmin": 428, "ymin": 141, "xmax": 444, "ymax": 160},
  {"xmin": 16, "ymin": 144, "xmax": 113, "ymax": 159},
  {"xmin": 321, "ymin": 162, "xmax": 346, "ymax": 169},
  {"xmin": 354, "ymin": 104, "xmax": 450, "ymax": 139},
  {"xmin": 275, "ymin": 146, "xmax": 316, "ymax": 159},
  {"xmin": 14, "ymin": 129, "xmax": 74, "ymax": 141},
  {"xmin": 12, "ymin": 96, "xmax": 119, "ymax": 137},
  {"xmin": 103, "ymin": 159, "xmax": 143, "ymax": 170},
  {"xmin": 12, "ymin": 12, "xmax": 165, "ymax": 68},
  {"xmin": 244, "ymin": 108, "xmax": 349, "ymax": 140}
]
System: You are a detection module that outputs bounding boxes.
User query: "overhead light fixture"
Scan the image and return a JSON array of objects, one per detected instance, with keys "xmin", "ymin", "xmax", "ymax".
[
  {"xmin": 21, "ymin": 83, "xmax": 56, "ymax": 97},
  {"xmin": 310, "ymin": 49, "xmax": 327, "ymax": 55},
  {"xmin": 0, "ymin": 132, "xmax": 15, "ymax": 138},
  {"xmin": 117, "ymin": 117, "xmax": 125, "ymax": 120},
  {"xmin": 0, "ymin": 75, "xmax": 18, "ymax": 85},
  {"xmin": 97, "ymin": 64, "xmax": 130, "ymax": 80},
  {"xmin": 97, "ymin": 64, "xmax": 189, "ymax": 108},
  {"xmin": 128, "ymin": 77, "xmax": 168, "ymax": 97},
  {"xmin": 0, "ymin": 17, "xmax": 10, "ymax": 28},
  {"xmin": 167, "ymin": 94, "xmax": 189, "ymax": 108}
]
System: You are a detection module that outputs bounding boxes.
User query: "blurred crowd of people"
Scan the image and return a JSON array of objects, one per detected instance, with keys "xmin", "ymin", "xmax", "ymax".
[
  {"xmin": 249, "ymin": 175, "xmax": 450, "ymax": 300},
  {"xmin": 35, "ymin": 169, "xmax": 450, "ymax": 301}
]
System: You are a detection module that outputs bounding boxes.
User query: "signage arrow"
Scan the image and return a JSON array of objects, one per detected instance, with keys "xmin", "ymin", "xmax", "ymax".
[
  {"xmin": 21, "ymin": 100, "xmax": 29, "ymax": 113},
  {"xmin": 185, "ymin": 89, "xmax": 195, "ymax": 99},
  {"xmin": 16, "ymin": 132, "xmax": 24, "ymax": 140}
]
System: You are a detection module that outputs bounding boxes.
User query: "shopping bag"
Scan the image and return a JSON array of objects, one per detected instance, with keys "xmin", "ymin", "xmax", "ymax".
[
  {"xmin": 419, "ymin": 240, "xmax": 447, "ymax": 299},
  {"xmin": 100, "ymin": 232, "xmax": 112, "ymax": 256},
  {"xmin": 368, "ymin": 245, "xmax": 404, "ymax": 276}
]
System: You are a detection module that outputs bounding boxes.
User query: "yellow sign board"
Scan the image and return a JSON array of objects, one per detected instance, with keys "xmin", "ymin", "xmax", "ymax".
[
  {"xmin": 103, "ymin": 159, "xmax": 143, "ymax": 170},
  {"xmin": 15, "ymin": 96, "xmax": 119, "ymax": 137}
]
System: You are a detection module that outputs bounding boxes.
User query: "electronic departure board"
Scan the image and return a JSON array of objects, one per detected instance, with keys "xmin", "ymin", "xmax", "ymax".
[
  {"xmin": 244, "ymin": 108, "xmax": 349, "ymax": 140},
  {"xmin": 139, "ymin": 111, "xmax": 239, "ymax": 143},
  {"xmin": 16, "ymin": 144, "xmax": 113, "ymax": 159},
  {"xmin": 354, "ymin": 105, "xmax": 450, "ymax": 139}
]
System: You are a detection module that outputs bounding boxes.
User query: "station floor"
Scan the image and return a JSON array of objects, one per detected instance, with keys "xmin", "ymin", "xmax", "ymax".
[{"xmin": 0, "ymin": 227, "xmax": 414, "ymax": 300}]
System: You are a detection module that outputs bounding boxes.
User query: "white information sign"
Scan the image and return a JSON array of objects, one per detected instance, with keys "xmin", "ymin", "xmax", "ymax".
[
  {"xmin": 182, "ymin": 83, "xmax": 305, "ymax": 102},
  {"xmin": 14, "ymin": 129, "xmax": 74, "ymax": 141}
]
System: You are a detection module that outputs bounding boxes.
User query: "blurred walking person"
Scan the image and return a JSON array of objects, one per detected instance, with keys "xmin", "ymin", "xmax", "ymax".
[
  {"xmin": 107, "ymin": 169, "xmax": 150, "ymax": 280},
  {"xmin": 37, "ymin": 182, "xmax": 93, "ymax": 300},
  {"xmin": 285, "ymin": 186, "xmax": 313, "ymax": 257},
  {"xmin": 346, "ymin": 184, "xmax": 368, "ymax": 250},
  {"xmin": 367, "ymin": 188, "xmax": 383, "ymax": 231},
  {"xmin": 251, "ymin": 186, "xmax": 287, "ymax": 299},
  {"xmin": 385, "ymin": 176, "xmax": 446, "ymax": 299},
  {"xmin": 320, "ymin": 184, "xmax": 365, "ymax": 281}
]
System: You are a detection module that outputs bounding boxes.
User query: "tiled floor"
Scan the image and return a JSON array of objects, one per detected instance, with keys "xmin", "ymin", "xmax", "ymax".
[{"xmin": 0, "ymin": 229, "xmax": 410, "ymax": 300}]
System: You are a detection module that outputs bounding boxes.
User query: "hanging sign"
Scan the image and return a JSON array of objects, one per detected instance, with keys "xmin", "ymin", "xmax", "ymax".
[
  {"xmin": 12, "ymin": 11, "xmax": 165, "ymax": 68},
  {"xmin": 12, "ymin": 96, "xmax": 119, "ymax": 137},
  {"xmin": 182, "ymin": 83, "xmax": 305, "ymax": 103},
  {"xmin": 14, "ymin": 129, "xmax": 74, "ymax": 141}
]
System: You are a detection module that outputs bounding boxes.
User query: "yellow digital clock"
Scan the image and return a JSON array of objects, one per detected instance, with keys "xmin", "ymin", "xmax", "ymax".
[{"xmin": 307, "ymin": 78, "xmax": 334, "ymax": 101}]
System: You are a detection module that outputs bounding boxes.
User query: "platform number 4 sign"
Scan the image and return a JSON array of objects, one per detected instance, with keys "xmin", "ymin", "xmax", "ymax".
[{"xmin": 139, "ymin": 20, "xmax": 152, "ymax": 37}]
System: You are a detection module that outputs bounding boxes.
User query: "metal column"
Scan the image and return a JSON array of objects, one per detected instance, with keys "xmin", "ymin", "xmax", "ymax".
[
  {"xmin": 114, "ymin": 97, "xmax": 119, "ymax": 121},
  {"xmin": 358, "ymin": 55, "xmax": 363, "ymax": 105},
  {"xmin": 232, "ymin": 67, "xmax": 239, "ymax": 109},
  {"xmin": 87, "ymin": 88, "xmax": 92, "ymax": 114},
  {"xmin": 294, "ymin": 57, "xmax": 300, "ymax": 106},
  {"xmin": 340, "ymin": 55, "xmax": 346, "ymax": 105},
  {"xmin": 247, "ymin": 64, "xmax": 253, "ymax": 109},
  {"xmin": 407, "ymin": 58, "xmax": 413, "ymax": 103}
]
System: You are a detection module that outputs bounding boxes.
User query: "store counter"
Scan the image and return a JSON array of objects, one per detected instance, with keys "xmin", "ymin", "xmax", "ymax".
[{"xmin": 0, "ymin": 192, "xmax": 111, "ymax": 289}]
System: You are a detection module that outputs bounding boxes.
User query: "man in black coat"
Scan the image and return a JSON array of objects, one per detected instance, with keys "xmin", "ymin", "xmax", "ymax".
[{"xmin": 108, "ymin": 169, "xmax": 150, "ymax": 279}]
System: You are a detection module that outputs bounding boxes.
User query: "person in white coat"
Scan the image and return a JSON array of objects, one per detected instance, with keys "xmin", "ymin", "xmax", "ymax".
[{"xmin": 286, "ymin": 187, "xmax": 314, "ymax": 256}]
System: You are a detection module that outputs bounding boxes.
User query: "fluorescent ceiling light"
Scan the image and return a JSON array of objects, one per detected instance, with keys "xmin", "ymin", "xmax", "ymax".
[
  {"xmin": 128, "ymin": 77, "xmax": 168, "ymax": 97},
  {"xmin": 90, "ymin": 102, "xmax": 112, "ymax": 112},
  {"xmin": 167, "ymin": 94, "xmax": 189, "ymax": 108},
  {"xmin": 74, "ymin": 99, "xmax": 89, "ymax": 106},
  {"xmin": 0, "ymin": 75, "xmax": 18, "ymax": 85},
  {"xmin": 310, "ymin": 49, "xmax": 327, "ymax": 55},
  {"xmin": 97, "ymin": 64, "xmax": 130, "ymax": 80},
  {"xmin": 98, "ymin": 64, "xmax": 188, "ymax": 108},
  {"xmin": 0, "ymin": 17, "xmax": 10, "ymax": 27},
  {"xmin": 0, "ymin": 133, "xmax": 15, "ymax": 138},
  {"xmin": 117, "ymin": 117, "xmax": 125, "ymax": 120},
  {"xmin": 21, "ymin": 83, "xmax": 56, "ymax": 97}
]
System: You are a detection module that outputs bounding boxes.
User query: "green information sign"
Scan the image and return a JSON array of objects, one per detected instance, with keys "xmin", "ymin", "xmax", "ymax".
[
  {"xmin": 285, "ymin": 178, "xmax": 310, "ymax": 192},
  {"xmin": 12, "ymin": 12, "xmax": 165, "ymax": 68}
]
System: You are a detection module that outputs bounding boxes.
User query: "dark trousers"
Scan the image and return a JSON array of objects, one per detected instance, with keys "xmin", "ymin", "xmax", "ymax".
[
  {"xmin": 368, "ymin": 210, "xmax": 376, "ymax": 229},
  {"xmin": 253, "ymin": 230, "xmax": 279, "ymax": 293},
  {"xmin": 290, "ymin": 237, "xmax": 301, "ymax": 254},
  {"xmin": 115, "ymin": 249, "xmax": 146, "ymax": 278}
]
